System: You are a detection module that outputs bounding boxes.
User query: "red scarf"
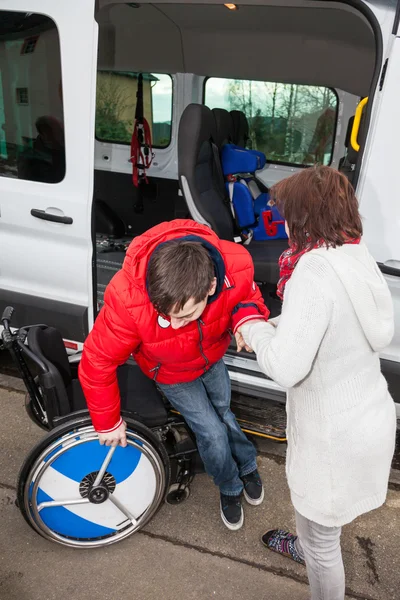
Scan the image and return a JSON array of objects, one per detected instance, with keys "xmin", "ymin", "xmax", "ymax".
[{"xmin": 277, "ymin": 238, "xmax": 361, "ymax": 301}]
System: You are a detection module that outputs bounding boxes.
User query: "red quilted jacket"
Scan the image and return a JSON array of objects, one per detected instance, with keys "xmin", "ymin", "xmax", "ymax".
[{"xmin": 79, "ymin": 220, "xmax": 269, "ymax": 432}]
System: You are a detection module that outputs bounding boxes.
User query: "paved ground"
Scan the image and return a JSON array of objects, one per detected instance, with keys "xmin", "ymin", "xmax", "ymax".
[{"xmin": 0, "ymin": 371, "xmax": 399, "ymax": 600}]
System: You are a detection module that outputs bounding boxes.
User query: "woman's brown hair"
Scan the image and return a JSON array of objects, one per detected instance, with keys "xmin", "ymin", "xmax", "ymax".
[{"xmin": 270, "ymin": 165, "xmax": 363, "ymax": 253}]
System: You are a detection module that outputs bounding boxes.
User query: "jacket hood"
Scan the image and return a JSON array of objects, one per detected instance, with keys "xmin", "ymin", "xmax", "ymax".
[
  {"xmin": 122, "ymin": 219, "xmax": 226, "ymax": 300},
  {"xmin": 311, "ymin": 243, "xmax": 394, "ymax": 352}
]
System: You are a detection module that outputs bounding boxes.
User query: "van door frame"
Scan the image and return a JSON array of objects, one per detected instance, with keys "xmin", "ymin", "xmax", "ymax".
[
  {"xmin": 0, "ymin": 0, "xmax": 98, "ymax": 342},
  {"xmin": 340, "ymin": 0, "xmax": 383, "ymax": 187}
]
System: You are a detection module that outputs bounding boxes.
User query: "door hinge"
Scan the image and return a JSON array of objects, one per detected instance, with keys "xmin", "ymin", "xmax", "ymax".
[{"xmin": 379, "ymin": 59, "xmax": 389, "ymax": 91}]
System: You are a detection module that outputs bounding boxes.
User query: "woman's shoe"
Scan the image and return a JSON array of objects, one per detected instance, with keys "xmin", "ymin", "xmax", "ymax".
[{"xmin": 261, "ymin": 529, "xmax": 306, "ymax": 565}]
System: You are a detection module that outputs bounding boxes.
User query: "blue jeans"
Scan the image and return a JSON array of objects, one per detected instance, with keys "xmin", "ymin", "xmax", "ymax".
[{"xmin": 158, "ymin": 360, "xmax": 257, "ymax": 496}]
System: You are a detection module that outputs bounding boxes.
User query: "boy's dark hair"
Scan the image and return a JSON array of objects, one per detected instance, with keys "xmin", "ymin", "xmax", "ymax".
[
  {"xmin": 147, "ymin": 240, "xmax": 215, "ymax": 315},
  {"xmin": 270, "ymin": 165, "xmax": 363, "ymax": 253}
]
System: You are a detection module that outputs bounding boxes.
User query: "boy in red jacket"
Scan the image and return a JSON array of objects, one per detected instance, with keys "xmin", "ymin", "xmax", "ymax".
[{"xmin": 79, "ymin": 219, "xmax": 269, "ymax": 530}]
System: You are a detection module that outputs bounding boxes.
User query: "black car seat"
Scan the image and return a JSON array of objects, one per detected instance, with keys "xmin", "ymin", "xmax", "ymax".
[{"xmin": 178, "ymin": 103, "xmax": 287, "ymax": 284}]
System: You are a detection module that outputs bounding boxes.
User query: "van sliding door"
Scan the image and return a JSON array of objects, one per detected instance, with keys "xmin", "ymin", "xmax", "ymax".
[{"xmin": 0, "ymin": 0, "xmax": 97, "ymax": 342}]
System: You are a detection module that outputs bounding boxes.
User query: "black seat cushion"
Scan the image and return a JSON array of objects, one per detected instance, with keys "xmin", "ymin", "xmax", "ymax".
[
  {"xmin": 248, "ymin": 239, "xmax": 288, "ymax": 284},
  {"xmin": 67, "ymin": 363, "xmax": 168, "ymax": 428},
  {"xmin": 118, "ymin": 364, "xmax": 168, "ymax": 427}
]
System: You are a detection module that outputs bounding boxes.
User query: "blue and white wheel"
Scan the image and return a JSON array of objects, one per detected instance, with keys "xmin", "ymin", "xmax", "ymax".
[{"xmin": 17, "ymin": 418, "xmax": 170, "ymax": 547}]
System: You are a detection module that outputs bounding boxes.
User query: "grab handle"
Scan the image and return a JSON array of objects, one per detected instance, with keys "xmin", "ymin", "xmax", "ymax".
[
  {"xmin": 350, "ymin": 97, "xmax": 368, "ymax": 152},
  {"xmin": 1, "ymin": 306, "xmax": 14, "ymax": 328}
]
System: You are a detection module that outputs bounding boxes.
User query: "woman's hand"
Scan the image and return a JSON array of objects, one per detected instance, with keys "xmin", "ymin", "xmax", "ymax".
[
  {"xmin": 98, "ymin": 420, "xmax": 127, "ymax": 448},
  {"xmin": 236, "ymin": 319, "xmax": 268, "ymax": 352}
]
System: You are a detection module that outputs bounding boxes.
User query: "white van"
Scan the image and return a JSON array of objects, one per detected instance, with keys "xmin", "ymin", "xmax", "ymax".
[{"xmin": 1, "ymin": 0, "xmax": 400, "ymax": 436}]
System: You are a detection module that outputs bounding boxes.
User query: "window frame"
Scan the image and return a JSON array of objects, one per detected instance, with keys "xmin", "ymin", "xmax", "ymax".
[
  {"xmin": 94, "ymin": 71, "xmax": 174, "ymax": 150},
  {"xmin": 16, "ymin": 87, "xmax": 29, "ymax": 105},
  {"xmin": 203, "ymin": 76, "xmax": 339, "ymax": 169},
  {"xmin": 0, "ymin": 11, "xmax": 66, "ymax": 185},
  {"xmin": 20, "ymin": 35, "xmax": 39, "ymax": 55}
]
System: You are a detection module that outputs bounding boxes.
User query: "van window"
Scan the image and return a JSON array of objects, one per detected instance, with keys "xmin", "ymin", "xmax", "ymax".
[
  {"xmin": 205, "ymin": 77, "xmax": 338, "ymax": 167},
  {"xmin": 0, "ymin": 11, "xmax": 65, "ymax": 183},
  {"xmin": 95, "ymin": 72, "xmax": 173, "ymax": 148}
]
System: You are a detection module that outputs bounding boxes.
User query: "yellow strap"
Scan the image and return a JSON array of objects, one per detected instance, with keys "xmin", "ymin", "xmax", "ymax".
[{"xmin": 350, "ymin": 97, "xmax": 368, "ymax": 152}]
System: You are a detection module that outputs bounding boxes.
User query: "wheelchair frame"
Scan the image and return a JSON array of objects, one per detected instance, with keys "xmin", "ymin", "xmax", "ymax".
[{"xmin": 1, "ymin": 306, "xmax": 199, "ymax": 548}]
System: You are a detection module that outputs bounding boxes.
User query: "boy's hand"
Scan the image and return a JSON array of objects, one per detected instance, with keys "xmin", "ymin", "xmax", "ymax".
[
  {"xmin": 98, "ymin": 420, "xmax": 127, "ymax": 448},
  {"xmin": 234, "ymin": 331, "xmax": 253, "ymax": 353}
]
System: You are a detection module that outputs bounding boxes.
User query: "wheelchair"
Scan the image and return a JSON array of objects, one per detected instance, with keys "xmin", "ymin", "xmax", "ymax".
[{"xmin": 1, "ymin": 307, "xmax": 199, "ymax": 549}]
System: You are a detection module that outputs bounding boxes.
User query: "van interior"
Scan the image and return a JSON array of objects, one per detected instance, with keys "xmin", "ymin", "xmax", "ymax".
[{"xmin": 93, "ymin": 1, "xmax": 377, "ymax": 311}]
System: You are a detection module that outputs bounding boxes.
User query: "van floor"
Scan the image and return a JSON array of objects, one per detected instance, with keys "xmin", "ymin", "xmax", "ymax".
[{"xmin": 96, "ymin": 248, "xmax": 127, "ymax": 309}]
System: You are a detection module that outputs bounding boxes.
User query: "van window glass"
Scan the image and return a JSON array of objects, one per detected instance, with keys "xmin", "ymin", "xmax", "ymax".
[
  {"xmin": 0, "ymin": 11, "xmax": 65, "ymax": 183},
  {"xmin": 205, "ymin": 77, "xmax": 338, "ymax": 167},
  {"xmin": 95, "ymin": 72, "xmax": 173, "ymax": 148}
]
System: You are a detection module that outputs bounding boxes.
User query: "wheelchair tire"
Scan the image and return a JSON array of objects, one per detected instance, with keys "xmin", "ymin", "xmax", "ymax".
[{"xmin": 17, "ymin": 416, "xmax": 170, "ymax": 548}]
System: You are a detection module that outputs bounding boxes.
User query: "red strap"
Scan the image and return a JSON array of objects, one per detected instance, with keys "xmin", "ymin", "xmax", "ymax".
[
  {"xmin": 262, "ymin": 210, "xmax": 285, "ymax": 237},
  {"xmin": 129, "ymin": 118, "xmax": 154, "ymax": 188}
]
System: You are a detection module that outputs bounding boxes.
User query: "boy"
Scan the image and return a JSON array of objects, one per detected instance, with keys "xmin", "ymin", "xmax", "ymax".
[{"xmin": 79, "ymin": 219, "xmax": 269, "ymax": 529}]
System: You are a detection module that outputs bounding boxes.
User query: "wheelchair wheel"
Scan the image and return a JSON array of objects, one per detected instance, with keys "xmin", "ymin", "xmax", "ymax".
[{"xmin": 17, "ymin": 417, "xmax": 170, "ymax": 548}]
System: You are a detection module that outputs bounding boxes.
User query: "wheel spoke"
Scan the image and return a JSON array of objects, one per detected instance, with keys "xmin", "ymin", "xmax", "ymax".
[
  {"xmin": 109, "ymin": 494, "xmax": 138, "ymax": 526},
  {"xmin": 37, "ymin": 498, "xmax": 90, "ymax": 512},
  {"xmin": 93, "ymin": 445, "xmax": 117, "ymax": 487}
]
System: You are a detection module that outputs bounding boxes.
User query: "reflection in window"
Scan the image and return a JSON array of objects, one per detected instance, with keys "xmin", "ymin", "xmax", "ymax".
[
  {"xmin": 95, "ymin": 72, "xmax": 173, "ymax": 148},
  {"xmin": 205, "ymin": 78, "xmax": 338, "ymax": 167},
  {"xmin": 0, "ymin": 11, "xmax": 65, "ymax": 183},
  {"xmin": 21, "ymin": 36, "xmax": 39, "ymax": 55},
  {"xmin": 16, "ymin": 87, "xmax": 29, "ymax": 105}
]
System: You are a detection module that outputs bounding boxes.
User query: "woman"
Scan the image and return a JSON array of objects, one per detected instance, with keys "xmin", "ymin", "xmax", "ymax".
[{"xmin": 238, "ymin": 166, "xmax": 396, "ymax": 599}]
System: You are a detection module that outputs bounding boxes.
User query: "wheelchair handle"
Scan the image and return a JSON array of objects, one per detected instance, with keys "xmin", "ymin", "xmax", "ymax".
[
  {"xmin": 1, "ymin": 306, "xmax": 14, "ymax": 329},
  {"xmin": 0, "ymin": 306, "xmax": 49, "ymax": 372}
]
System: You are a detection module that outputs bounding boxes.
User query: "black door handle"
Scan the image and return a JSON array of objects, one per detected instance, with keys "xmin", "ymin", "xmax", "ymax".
[{"xmin": 31, "ymin": 209, "xmax": 73, "ymax": 224}]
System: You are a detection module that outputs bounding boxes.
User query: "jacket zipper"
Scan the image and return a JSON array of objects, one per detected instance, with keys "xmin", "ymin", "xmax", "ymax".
[
  {"xmin": 149, "ymin": 363, "xmax": 161, "ymax": 381},
  {"xmin": 197, "ymin": 319, "xmax": 209, "ymax": 373}
]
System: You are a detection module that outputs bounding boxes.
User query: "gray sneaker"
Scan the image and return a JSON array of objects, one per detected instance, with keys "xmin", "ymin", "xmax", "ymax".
[
  {"xmin": 242, "ymin": 469, "xmax": 264, "ymax": 505},
  {"xmin": 220, "ymin": 493, "xmax": 244, "ymax": 530}
]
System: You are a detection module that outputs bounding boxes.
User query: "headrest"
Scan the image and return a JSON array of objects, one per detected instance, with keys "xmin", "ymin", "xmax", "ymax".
[
  {"xmin": 178, "ymin": 104, "xmax": 217, "ymax": 178},
  {"xmin": 212, "ymin": 108, "xmax": 234, "ymax": 149},
  {"xmin": 221, "ymin": 144, "xmax": 265, "ymax": 176},
  {"xmin": 230, "ymin": 110, "xmax": 249, "ymax": 147}
]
